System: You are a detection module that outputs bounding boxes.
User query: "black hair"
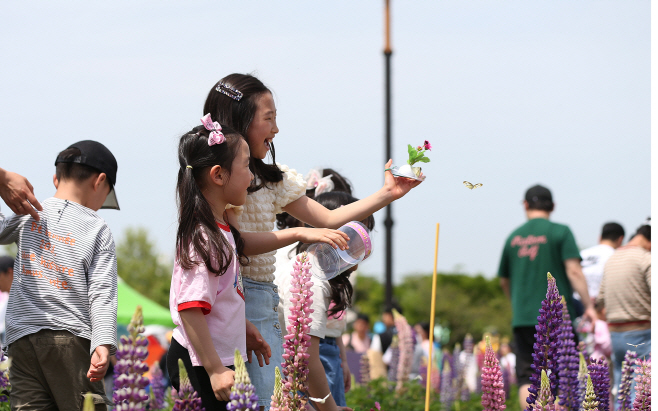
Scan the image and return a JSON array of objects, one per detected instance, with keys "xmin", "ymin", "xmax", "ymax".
[
  {"xmin": 634, "ymin": 224, "xmax": 651, "ymax": 242},
  {"xmin": 176, "ymin": 124, "xmax": 248, "ymax": 276},
  {"xmin": 294, "ymin": 191, "xmax": 375, "ymax": 317},
  {"xmin": 356, "ymin": 313, "xmax": 370, "ymax": 323},
  {"xmin": 0, "ymin": 256, "xmax": 13, "ymax": 274},
  {"xmin": 55, "ymin": 148, "xmax": 102, "ymax": 184},
  {"xmin": 276, "ymin": 168, "xmax": 353, "ymax": 230},
  {"xmin": 527, "ymin": 199, "xmax": 554, "ymax": 212},
  {"xmin": 203, "ymin": 73, "xmax": 283, "ymax": 193},
  {"xmin": 601, "ymin": 222, "xmax": 625, "ymax": 242}
]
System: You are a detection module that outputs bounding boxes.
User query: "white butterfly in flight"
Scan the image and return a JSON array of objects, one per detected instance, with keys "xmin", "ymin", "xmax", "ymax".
[{"xmin": 463, "ymin": 181, "xmax": 483, "ymax": 190}]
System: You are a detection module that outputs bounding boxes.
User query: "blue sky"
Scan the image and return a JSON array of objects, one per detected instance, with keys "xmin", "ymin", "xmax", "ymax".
[{"xmin": 0, "ymin": 1, "xmax": 650, "ymax": 282}]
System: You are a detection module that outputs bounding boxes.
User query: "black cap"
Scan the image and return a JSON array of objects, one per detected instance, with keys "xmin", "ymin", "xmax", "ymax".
[
  {"xmin": 525, "ymin": 184, "xmax": 553, "ymax": 204},
  {"xmin": 55, "ymin": 140, "xmax": 119, "ymax": 210}
]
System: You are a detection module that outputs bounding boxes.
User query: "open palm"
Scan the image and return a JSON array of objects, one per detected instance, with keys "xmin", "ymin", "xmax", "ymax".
[{"xmin": 383, "ymin": 159, "xmax": 423, "ymax": 200}]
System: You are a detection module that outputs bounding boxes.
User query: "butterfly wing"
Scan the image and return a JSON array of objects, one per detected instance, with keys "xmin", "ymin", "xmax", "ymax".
[
  {"xmin": 463, "ymin": 181, "xmax": 474, "ymax": 190},
  {"xmin": 473, "ymin": 183, "xmax": 483, "ymax": 189}
]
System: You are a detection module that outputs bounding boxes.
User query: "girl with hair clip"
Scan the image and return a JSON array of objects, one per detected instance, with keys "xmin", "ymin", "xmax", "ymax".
[
  {"xmin": 204, "ymin": 74, "xmax": 421, "ymax": 409},
  {"xmin": 167, "ymin": 115, "xmax": 349, "ymax": 410},
  {"xmin": 280, "ymin": 191, "xmax": 375, "ymax": 411}
]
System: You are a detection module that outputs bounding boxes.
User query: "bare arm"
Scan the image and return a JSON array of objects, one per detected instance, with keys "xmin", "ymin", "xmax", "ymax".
[
  {"xmin": 500, "ymin": 277, "xmax": 511, "ymax": 300},
  {"xmin": 565, "ymin": 258, "xmax": 597, "ymax": 322},
  {"xmin": 0, "ymin": 168, "xmax": 42, "ymax": 221},
  {"xmin": 180, "ymin": 308, "xmax": 235, "ymax": 401},
  {"xmin": 307, "ymin": 336, "xmax": 352, "ymax": 411},
  {"xmin": 241, "ymin": 228, "xmax": 349, "ymax": 256},
  {"xmin": 283, "ymin": 160, "xmax": 422, "ymax": 229}
]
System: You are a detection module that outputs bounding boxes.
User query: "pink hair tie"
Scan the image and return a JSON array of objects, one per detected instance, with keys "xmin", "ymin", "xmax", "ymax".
[{"xmin": 200, "ymin": 113, "xmax": 225, "ymax": 146}]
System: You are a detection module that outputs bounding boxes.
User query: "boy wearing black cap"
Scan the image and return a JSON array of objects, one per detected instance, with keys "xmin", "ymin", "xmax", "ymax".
[
  {"xmin": 497, "ymin": 184, "xmax": 596, "ymax": 410},
  {"xmin": 0, "ymin": 141, "xmax": 119, "ymax": 409}
]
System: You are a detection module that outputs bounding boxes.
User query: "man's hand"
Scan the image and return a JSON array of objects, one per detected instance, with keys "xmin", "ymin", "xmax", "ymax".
[
  {"xmin": 0, "ymin": 169, "xmax": 42, "ymax": 221},
  {"xmin": 87, "ymin": 345, "xmax": 111, "ymax": 382},
  {"xmin": 246, "ymin": 319, "xmax": 271, "ymax": 367}
]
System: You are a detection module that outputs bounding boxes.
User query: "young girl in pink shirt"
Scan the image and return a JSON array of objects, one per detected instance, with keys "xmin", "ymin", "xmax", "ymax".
[{"xmin": 167, "ymin": 116, "xmax": 349, "ymax": 410}]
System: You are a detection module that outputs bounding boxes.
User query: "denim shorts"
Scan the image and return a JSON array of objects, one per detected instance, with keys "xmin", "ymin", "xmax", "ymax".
[
  {"xmin": 319, "ymin": 337, "xmax": 346, "ymax": 407},
  {"xmin": 610, "ymin": 328, "xmax": 651, "ymax": 407},
  {"xmin": 244, "ymin": 278, "xmax": 283, "ymax": 409}
]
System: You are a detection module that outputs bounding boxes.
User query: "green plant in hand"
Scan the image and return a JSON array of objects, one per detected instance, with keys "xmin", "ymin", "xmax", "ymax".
[{"xmin": 407, "ymin": 141, "xmax": 431, "ymax": 166}]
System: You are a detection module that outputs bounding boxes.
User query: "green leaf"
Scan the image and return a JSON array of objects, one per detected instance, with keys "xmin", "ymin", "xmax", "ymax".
[
  {"xmin": 407, "ymin": 144, "xmax": 416, "ymax": 157},
  {"xmin": 417, "ymin": 157, "xmax": 430, "ymax": 163}
]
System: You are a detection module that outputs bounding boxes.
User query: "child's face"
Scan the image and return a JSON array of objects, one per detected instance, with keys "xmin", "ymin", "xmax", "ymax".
[
  {"xmin": 246, "ymin": 92, "xmax": 278, "ymax": 160},
  {"xmin": 223, "ymin": 140, "xmax": 253, "ymax": 206}
]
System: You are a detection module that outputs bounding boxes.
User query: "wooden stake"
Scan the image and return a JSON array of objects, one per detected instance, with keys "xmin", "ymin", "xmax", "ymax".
[{"xmin": 425, "ymin": 223, "xmax": 440, "ymax": 411}]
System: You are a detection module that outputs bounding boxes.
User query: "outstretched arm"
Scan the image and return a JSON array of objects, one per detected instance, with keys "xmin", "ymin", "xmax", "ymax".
[
  {"xmin": 283, "ymin": 160, "xmax": 421, "ymax": 229},
  {"xmin": 0, "ymin": 168, "xmax": 42, "ymax": 221},
  {"xmin": 241, "ymin": 227, "xmax": 349, "ymax": 256}
]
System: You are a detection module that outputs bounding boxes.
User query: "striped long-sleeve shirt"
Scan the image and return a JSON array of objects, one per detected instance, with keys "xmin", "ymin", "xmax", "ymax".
[{"xmin": 0, "ymin": 197, "xmax": 117, "ymax": 355}]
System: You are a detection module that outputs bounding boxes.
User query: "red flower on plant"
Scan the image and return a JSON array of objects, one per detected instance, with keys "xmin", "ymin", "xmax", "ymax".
[
  {"xmin": 417, "ymin": 146, "xmax": 423, "ymax": 151},
  {"xmin": 423, "ymin": 140, "xmax": 432, "ymax": 151}
]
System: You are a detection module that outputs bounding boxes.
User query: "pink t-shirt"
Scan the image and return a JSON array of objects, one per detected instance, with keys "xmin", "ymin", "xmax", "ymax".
[{"xmin": 170, "ymin": 222, "xmax": 246, "ymax": 366}]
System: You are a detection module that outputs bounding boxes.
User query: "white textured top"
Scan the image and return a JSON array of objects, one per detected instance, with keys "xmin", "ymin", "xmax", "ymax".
[{"xmin": 229, "ymin": 163, "xmax": 306, "ymax": 283}]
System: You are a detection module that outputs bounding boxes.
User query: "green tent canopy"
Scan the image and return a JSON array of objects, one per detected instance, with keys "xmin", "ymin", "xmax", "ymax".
[{"xmin": 117, "ymin": 277, "xmax": 174, "ymax": 327}]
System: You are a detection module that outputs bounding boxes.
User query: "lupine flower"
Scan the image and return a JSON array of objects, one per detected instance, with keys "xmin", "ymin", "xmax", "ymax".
[
  {"xmin": 0, "ymin": 353, "xmax": 9, "ymax": 403},
  {"xmin": 587, "ymin": 357, "xmax": 610, "ymax": 411},
  {"xmin": 281, "ymin": 252, "xmax": 314, "ymax": 411},
  {"xmin": 581, "ymin": 375, "xmax": 599, "ymax": 411},
  {"xmin": 113, "ymin": 306, "xmax": 150, "ymax": 410},
  {"xmin": 227, "ymin": 349, "xmax": 259, "ymax": 411},
  {"xmin": 526, "ymin": 273, "xmax": 563, "ymax": 411},
  {"xmin": 359, "ymin": 352, "xmax": 371, "ymax": 385},
  {"xmin": 616, "ymin": 350, "xmax": 637, "ymax": 411},
  {"xmin": 481, "ymin": 336, "xmax": 506, "ymax": 411},
  {"xmin": 83, "ymin": 393, "xmax": 95, "ymax": 411},
  {"xmin": 533, "ymin": 370, "xmax": 556, "ymax": 411},
  {"xmin": 557, "ymin": 296, "xmax": 580, "ymax": 411},
  {"xmin": 577, "ymin": 353, "xmax": 588, "ymax": 411},
  {"xmin": 149, "ymin": 362, "xmax": 168, "ymax": 410},
  {"xmin": 369, "ymin": 401, "xmax": 382, "ymax": 411},
  {"xmin": 461, "ymin": 334, "xmax": 475, "ymax": 401},
  {"xmin": 452, "ymin": 343, "xmax": 466, "ymax": 403},
  {"xmin": 270, "ymin": 366, "xmax": 284, "ymax": 411},
  {"xmin": 387, "ymin": 337, "xmax": 400, "ymax": 382},
  {"xmin": 631, "ymin": 358, "xmax": 651, "ymax": 411},
  {"xmin": 172, "ymin": 359, "xmax": 205, "ymax": 411},
  {"xmin": 440, "ymin": 357, "xmax": 454, "ymax": 411},
  {"xmin": 393, "ymin": 309, "xmax": 414, "ymax": 392}
]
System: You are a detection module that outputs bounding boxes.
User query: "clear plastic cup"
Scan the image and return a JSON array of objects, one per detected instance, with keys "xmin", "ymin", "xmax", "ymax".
[{"xmin": 307, "ymin": 221, "xmax": 373, "ymax": 280}]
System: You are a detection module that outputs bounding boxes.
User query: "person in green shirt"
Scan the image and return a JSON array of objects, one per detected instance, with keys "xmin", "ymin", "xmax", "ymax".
[{"xmin": 498, "ymin": 184, "xmax": 596, "ymax": 410}]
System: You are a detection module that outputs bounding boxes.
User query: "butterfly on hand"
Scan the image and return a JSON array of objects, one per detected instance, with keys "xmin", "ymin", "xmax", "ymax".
[{"xmin": 463, "ymin": 181, "xmax": 483, "ymax": 190}]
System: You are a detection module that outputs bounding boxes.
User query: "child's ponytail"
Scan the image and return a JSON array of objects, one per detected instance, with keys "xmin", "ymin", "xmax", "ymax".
[{"xmin": 176, "ymin": 125, "xmax": 248, "ymax": 276}]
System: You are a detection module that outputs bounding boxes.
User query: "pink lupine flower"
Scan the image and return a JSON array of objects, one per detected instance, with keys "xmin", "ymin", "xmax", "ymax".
[
  {"xmin": 632, "ymin": 358, "xmax": 651, "ymax": 411},
  {"xmin": 481, "ymin": 336, "xmax": 506, "ymax": 411},
  {"xmin": 280, "ymin": 253, "xmax": 314, "ymax": 411},
  {"xmin": 393, "ymin": 310, "xmax": 414, "ymax": 393},
  {"xmin": 270, "ymin": 367, "xmax": 284, "ymax": 411}
]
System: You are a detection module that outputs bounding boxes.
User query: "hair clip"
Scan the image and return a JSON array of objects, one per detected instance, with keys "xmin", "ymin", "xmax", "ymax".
[
  {"xmin": 215, "ymin": 82, "xmax": 243, "ymax": 101},
  {"xmin": 304, "ymin": 168, "xmax": 334, "ymax": 196},
  {"xmin": 186, "ymin": 165, "xmax": 193, "ymax": 169},
  {"xmin": 200, "ymin": 114, "xmax": 225, "ymax": 146}
]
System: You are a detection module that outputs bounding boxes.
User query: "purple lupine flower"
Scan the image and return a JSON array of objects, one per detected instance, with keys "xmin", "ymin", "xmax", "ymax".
[
  {"xmin": 441, "ymin": 355, "xmax": 455, "ymax": 410},
  {"xmin": 387, "ymin": 340, "xmax": 400, "ymax": 382},
  {"xmin": 631, "ymin": 358, "xmax": 651, "ymax": 411},
  {"xmin": 281, "ymin": 252, "xmax": 314, "ymax": 411},
  {"xmin": 113, "ymin": 306, "xmax": 150, "ymax": 410},
  {"xmin": 149, "ymin": 362, "xmax": 168, "ymax": 410},
  {"xmin": 481, "ymin": 336, "xmax": 506, "ymax": 411},
  {"xmin": 227, "ymin": 349, "xmax": 259, "ymax": 411},
  {"xmin": 557, "ymin": 296, "xmax": 580, "ymax": 411},
  {"xmin": 577, "ymin": 353, "xmax": 588, "ymax": 411},
  {"xmin": 617, "ymin": 350, "xmax": 637, "ymax": 411},
  {"xmin": 533, "ymin": 370, "xmax": 556, "ymax": 411},
  {"xmin": 394, "ymin": 310, "xmax": 414, "ymax": 392},
  {"xmin": 269, "ymin": 366, "xmax": 284, "ymax": 411},
  {"xmin": 359, "ymin": 352, "xmax": 371, "ymax": 385},
  {"xmin": 461, "ymin": 334, "xmax": 475, "ymax": 401},
  {"xmin": 172, "ymin": 359, "xmax": 204, "ymax": 411},
  {"xmin": 526, "ymin": 273, "xmax": 563, "ymax": 411},
  {"xmin": 582, "ymin": 375, "xmax": 599, "ymax": 411},
  {"xmin": 587, "ymin": 357, "xmax": 610, "ymax": 411}
]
